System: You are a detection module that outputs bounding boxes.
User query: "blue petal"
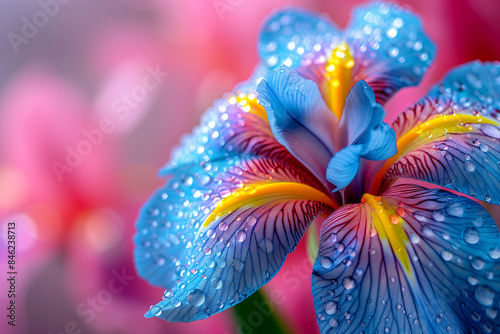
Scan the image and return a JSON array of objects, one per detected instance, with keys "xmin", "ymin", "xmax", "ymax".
[
  {"xmin": 257, "ymin": 66, "xmax": 338, "ymax": 189},
  {"xmin": 258, "ymin": 7, "xmax": 341, "ymax": 70},
  {"xmin": 430, "ymin": 61, "xmax": 500, "ymax": 113},
  {"xmin": 326, "ymin": 145, "xmax": 362, "ymax": 192},
  {"xmin": 136, "ymin": 156, "xmax": 333, "ymax": 322},
  {"xmin": 385, "ymin": 62, "xmax": 500, "ymax": 205},
  {"xmin": 345, "ymin": 2, "xmax": 436, "ymax": 104},
  {"xmin": 135, "ymin": 73, "xmax": 337, "ymax": 321},
  {"xmin": 327, "ymin": 80, "xmax": 397, "ymax": 191},
  {"xmin": 312, "ymin": 184, "xmax": 500, "ymax": 333}
]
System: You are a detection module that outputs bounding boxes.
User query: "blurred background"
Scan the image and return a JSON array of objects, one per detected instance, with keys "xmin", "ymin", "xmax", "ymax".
[{"xmin": 0, "ymin": 0, "xmax": 499, "ymax": 333}]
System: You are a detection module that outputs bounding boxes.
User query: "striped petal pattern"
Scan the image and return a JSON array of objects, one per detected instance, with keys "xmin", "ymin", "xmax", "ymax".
[
  {"xmin": 377, "ymin": 62, "xmax": 500, "ymax": 204},
  {"xmin": 312, "ymin": 184, "xmax": 500, "ymax": 333}
]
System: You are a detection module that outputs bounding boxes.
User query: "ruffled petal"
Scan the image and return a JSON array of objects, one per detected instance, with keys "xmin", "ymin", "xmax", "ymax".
[
  {"xmin": 345, "ymin": 2, "xmax": 436, "ymax": 105},
  {"xmin": 135, "ymin": 156, "xmax": 335, "ymax": 321},
  {"xmin": 312, "ymin": 184, "xmax": 500, "ymax": 334},
  {"xmin": 258, "ymin": 7, "xmax": 341, "ymax": 70},
  {"xmin": 376, "ymin": 62, "xmax": 500, "ymax": 204},
  {"xmin": 257, "ymin": 66, "xmax": 338, "ymax": 189},
  {"xmin": 135, "ymin": 81, "xmax": 337, "ymax": 321}
]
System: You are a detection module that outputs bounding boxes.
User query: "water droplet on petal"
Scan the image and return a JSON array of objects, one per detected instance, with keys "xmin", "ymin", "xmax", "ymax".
[
  {"xmin": 472, "ymin": 257, "xmax": 485, "ymax": 270},
  {"xmin": 187, "ymin": 289, "xmax": 206, "ymax": 306},
  {"xmin": 441, "ymin": 249, "xmax": 453, "ymax": 261},
  {"xmin": 464, "ymin": 161, "xmax": 476, "ymax": 172},
  {"xmin": 467, "ymin": 276, "xmax": 479, "ymax": 286},
  {"xmin": 342, "ymin": 277, "xmax": 355, "ymax": 290},
  {"xmin": 150, "ymin": 305, "xmax": 162, "ymax": 316},
  {"xmin": 329, "ymin": 318, "xmax": 339, "ymax": 327},
  {"xmin": 258, "ymin": 238, "xmax": 274, "ymax": 253},
  {"xmin": 246, "ymin": 215, "xmax": 257, "ymax": 226},
  {"xmin": 163, "ymin": 289, "xmax": 174, "ymax": 299},
  {"xmin": 432, "ymin": 211, "xmax": 445, "ymax": 222},
  {"xmin": 463, "ymin": 227, "xmax": 480, "ymax": 244},
  {"xmin": 324, "ymin": 301, "xmax": 337, "ymax": 315},
  {"xmin": 211, "ymin": 278, "xmax": 223, "ymax": 289},
  {"xmin": 320, "ymin": 256, "xmax": 333, "ymax": 270},
  {"xmin": 232, "ymin": 259, "xmax": 244, "ymax": 272},
  {"xmin": 445, "ymin": 202, "xmax": 464, "ymax": 217},
  {"xmin": 475, "ymin": 285, "xmax": 494, "ymax": 306},
  {"xmin": 236, "ymin": 230, "xmax": 247, "ymax": 242},
  {"xmin": 489, "ymin": 246, "xmax": 500, "ymax": 260}
]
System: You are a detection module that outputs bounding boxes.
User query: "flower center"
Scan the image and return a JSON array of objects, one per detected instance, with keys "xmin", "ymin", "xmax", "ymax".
[{"xmin": 323, "ymin": 43, "xmax": 355, "ymax": 120}]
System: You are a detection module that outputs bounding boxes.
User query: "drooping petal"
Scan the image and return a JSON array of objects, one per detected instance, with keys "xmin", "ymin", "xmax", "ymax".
[
  {"xmin": 312, "ymin": 184, "xmax": 500, "ymax": 334},
  {"xmin": 135, "ymin": 83, "xmax": 337, "ymax": 321},
  {"xmin": 257, "ymin": 66, "xmax": 338, "ymax": 190},
  {"xmin": 326, "ymin": 145, "xmax": 363, "ymax": 192},
  {"xmin": 258, "ymin": 7, "xmax": 341, "ymax": 70},
  {"xmin": 135, "ymin": 156, "xmax": 335, "ymax": 322},
  {"xmin": 376, "ymin": 62, "xmax": 500, "ymax": 204},
  {"xmin": 326, "ymin": 81, "xmax": 397, "ymax": 191},
  {"xmin": 345, "ymin": 2, "xmax": 436, "ymax": 105}
]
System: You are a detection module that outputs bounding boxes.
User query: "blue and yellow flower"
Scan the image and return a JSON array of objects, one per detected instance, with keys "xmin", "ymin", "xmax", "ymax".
[{"xmin": 134, "ymin": 2, "xmax": 500, "ymax": 333}]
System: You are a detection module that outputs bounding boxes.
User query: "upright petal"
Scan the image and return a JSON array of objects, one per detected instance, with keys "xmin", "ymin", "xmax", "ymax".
[
  {"xmin": 375, "ymin": 62, "xmax": 500, "ymax": 204},
  {"xmin": 257, "ymin": 66, "xmax": 338, "ymax": 190},
  {"xmin": 135, "ymin": 84, "xmax": 337, "ymax": 322},
  {"xmin": 327, "ymin": 81, "xmax": 397, "ymax": 192},
  {"xmin": 345, "ymin": 2, "xmax": 436, "ymax": 105},
  {"xmin": 258, "ymin": 7, "xmax": 341, "ymax": 70},
  {"xmin": 312, "ymin": 184, "xmax": 500, "ymax": 334}
]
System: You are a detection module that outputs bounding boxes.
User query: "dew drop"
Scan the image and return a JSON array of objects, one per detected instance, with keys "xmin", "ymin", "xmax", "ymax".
[
  {"xmin": 445, "ymin": 202, "xmax": 464, "ymax": 217},
  {"xmin": 150, "ymin": 305, "xmax": 162, "ymax": 316},
  {"xmin": 488, "ymin": 246, "xmax": 500, "ymax": 260},
  {"xmin": 232, "ymin": 259, "xmax": 244, "ymax": 272},
  {"xmin": 432, "ymin": 210, "xmax": 445, "ymax": 221},
  {"xmin": 258, "ymin": 238, "xmax": 274, "ymax": 253},
  {"xmin": 475, "ymin": 285, "xmax": 494, "ymax": 306},
  {"xmin": 396, "ymin": 207, "xmax": 405, "ymax": 217},
  {"xmin": 389, "ymin": 214, "xmax": 399, "ymax": 224},
  {"xmin": 441, "ymin": 249, "xmax": 453, "ymax": 261},
  {"xmin": 170, "ymin": 298, "xmax": 181, "ymax": 308},
  {"xmin": 187, "ymin": 289, "xmax": 206, "ymax": 306},
  {"xmin": 324, "ymin": 301, "xmax": 337, "ymax": 315},
  {"xmin": 472, "ymin": 216, "xmax": 484, "ymax": 227},
  {"xmin": 246, "ymin": 215, "xmax": 257, "ymax": 226},
  {"xmin": 468, "ymin": 276, "xmax": 479, "ymax": 286},
  {"xmin": 410, "ymin": 233, "xmax": 420, "ymax": 244},
  {"xmin": 211, "ymin": 278, "xmax": 223, "ymax": 289},
  {"xmin": 472, "ymin": 257, "xmax": 485, "ymax": 270},
  {"xmin": 464, "ymin": 161, "xmax": 476, "ymax": 172},
  {"xmin": 342, "ymin": 277, "xmax": 355, "ymax": 290},
  {"xmin": 236, "ymin": 230, "xmax": 247, "ymax": 242},
  {"xmin": 463, "ymin": 227, "xmax": 480, "ymax": 244},
  {"xmin": 163, "ymin": 289, "xmax": 174, "ymax": 299},
  {"xmin": 486, "ymin": 308, "xmax": 497, "ymax": 319},
  {"xmin": 329, "ymin": 318, "xmax": 339, "ymax": 327},
  {"xmin": 320, "ymin": 256, "xmax": 333, "ymax": 270}
]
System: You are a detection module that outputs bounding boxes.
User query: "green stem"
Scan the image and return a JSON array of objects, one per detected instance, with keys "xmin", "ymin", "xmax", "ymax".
[{"xmin": 231, "ymin": 288, "xmax": 293, "ymax": 334}]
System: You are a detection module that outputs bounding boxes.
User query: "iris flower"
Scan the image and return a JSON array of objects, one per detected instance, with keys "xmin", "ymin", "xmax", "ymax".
[{"xmin": 134, "ymin": 2, "xmax": 500, "ymax": 333}]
